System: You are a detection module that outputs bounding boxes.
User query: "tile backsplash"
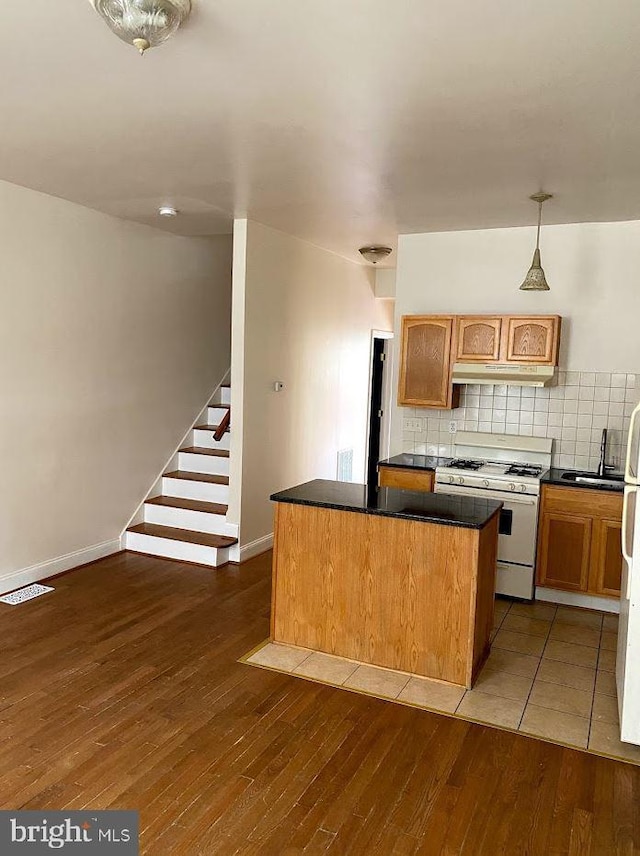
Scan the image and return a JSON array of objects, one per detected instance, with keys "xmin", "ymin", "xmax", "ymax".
[{"xmin": 401, "ymin": 371, "xmax": 637, "ymax": 471}]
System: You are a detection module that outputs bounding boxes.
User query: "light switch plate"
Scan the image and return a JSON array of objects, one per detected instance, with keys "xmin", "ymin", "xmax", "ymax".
[{"xmin": 403, "ymin": 418, "xmax": 423, "ymax": 431}]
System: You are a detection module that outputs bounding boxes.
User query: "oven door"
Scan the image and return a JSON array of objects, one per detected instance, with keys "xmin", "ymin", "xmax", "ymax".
[{"xmin": 434, "ymin": 483, "xmax": 539, "ymax": 567}]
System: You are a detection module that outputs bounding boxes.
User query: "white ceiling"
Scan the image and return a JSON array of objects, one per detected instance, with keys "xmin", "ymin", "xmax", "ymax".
[{"xmin": 3, "ymin": 1, "xmax": 640, "ymax": 264}]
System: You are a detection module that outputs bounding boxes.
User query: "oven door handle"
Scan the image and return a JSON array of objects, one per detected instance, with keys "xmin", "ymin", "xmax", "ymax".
[{"xmin": 435, "ymin": 485, "xmax": 537, "ymax": 505}]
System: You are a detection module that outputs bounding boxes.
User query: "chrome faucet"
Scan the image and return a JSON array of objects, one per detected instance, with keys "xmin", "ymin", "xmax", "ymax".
[{"xmin": 597, "ymin": 429, "xmax": 614, "ymax": 477}]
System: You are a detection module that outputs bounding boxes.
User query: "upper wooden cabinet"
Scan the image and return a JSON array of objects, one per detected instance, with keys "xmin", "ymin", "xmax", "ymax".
[
  {"xmin": 398, "ymin": 313, "xmax": 561, "ymax": 409},
  {"xmin": 505, "ymin": 317, "xmax": 560, "ymax": 365},
  {"xmin": 455, "ymin": 315, "xmax": 561, "ymax": 365},
  {"xmin": 456, "ymin": 317, "xmax": 503, "ymax": 361},
  {"xmin": 398, "ymin": 316, "xmax": 460, "ymax": 409},
  {"xmin": 536, "ymin": 485, "xmax": 623, "ymax": 598}
]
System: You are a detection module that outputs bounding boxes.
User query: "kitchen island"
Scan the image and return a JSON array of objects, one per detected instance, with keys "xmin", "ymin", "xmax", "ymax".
[{"xmin": 270, "ymin": 480, "xmax": 502, "ymax": 688}]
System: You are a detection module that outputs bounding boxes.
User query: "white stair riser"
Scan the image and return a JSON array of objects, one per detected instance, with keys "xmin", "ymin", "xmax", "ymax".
[
  {"xmin": 144, "ymin": 504, "xmax": 238, "ymax": 538},
  {"xmin": 207, "ymin": 406, "xmax": 229, "ymax": 424},
  {"xmin": 125, "ymin": 531, "xmax": 228, "ymax": 567},
  {"xmin": 219, "ymin": 387, "xmax": 231, "ymax": 405},
  {"xmin": 193, "ymin": 429, "xmax": 231, "ymax": 451},
  {"xmin": 178, "ymin": 452, "xmax": 230, "ymax": 476},
  {"xmin": 162, "ymin": 476, "xmax": 229, "ymax": 504}
]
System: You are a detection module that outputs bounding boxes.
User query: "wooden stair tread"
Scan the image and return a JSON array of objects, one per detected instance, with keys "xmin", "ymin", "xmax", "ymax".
[
  {"xmin": 146, "ymin": 496, "xmax": 228, "ymax": 515},
  {"xmin": 179, "ymin": 446, "xmax": 230, "ymax": 458},
  {"xmin": 164, "ymin": 471, "xmax": 230, "ymax": 485},
  {"xmin": 208, "ymin": 403, "xmax": 230, "ymax": 410},
  {"xmin": 128, "ymin": 523, "xmax": 236, "ymax": 548},
  {"xmin": 194, "ymin": 424, "xmax": 230, "ymax": 433}
]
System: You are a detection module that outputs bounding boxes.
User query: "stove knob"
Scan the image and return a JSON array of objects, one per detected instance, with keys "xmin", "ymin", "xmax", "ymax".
[
  {"xmin": 458, "ymin": 477, "xmax": 464, "ymax": 485},
  {"xmin": 448, "ymin": 476, "xmax": 455, "ymax": 484},
  {"xmin": 483, "ymin": 479, "xmax": 489, "ymax": 487},
  {"xmin": 509, "ymin": 482, "xmax": 516, "ymax": 491},
  {"xmin": 520, "ymin": 484, "xmax": 527, "ymax": 492}
]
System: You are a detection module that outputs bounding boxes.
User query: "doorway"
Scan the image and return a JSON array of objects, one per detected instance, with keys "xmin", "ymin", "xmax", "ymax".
[{"xmin": 366, "ymin": 333, "xmax": 393, "ymax": 488}]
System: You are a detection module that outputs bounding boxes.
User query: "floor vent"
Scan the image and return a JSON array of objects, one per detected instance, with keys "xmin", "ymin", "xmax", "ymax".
[
  {"xmin": 337, "ymin": 448, "xmax": 354, "ymax": 482},
  {"xmin": 0, "ymin": 584, "xmax": 54, "ymax": 605}
]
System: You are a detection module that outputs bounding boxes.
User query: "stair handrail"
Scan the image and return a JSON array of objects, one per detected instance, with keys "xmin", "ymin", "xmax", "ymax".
[{"xmin": 214, "ymin": 407, "xmax": 231, "ymax": 442}]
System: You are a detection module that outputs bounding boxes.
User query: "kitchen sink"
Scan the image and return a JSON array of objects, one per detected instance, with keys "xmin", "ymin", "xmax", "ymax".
[{"xmin": 560, "ymin": 471, "xmax": 625, "ymax": 490}]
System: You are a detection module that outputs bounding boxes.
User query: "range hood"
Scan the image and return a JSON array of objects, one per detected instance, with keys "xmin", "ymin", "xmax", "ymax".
[{"xmin": 452, "ymin": 362, "xmax": 556, "ymax": 387}]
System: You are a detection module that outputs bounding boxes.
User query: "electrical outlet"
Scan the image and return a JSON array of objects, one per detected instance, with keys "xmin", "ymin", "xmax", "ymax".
[
  {"xmin": 449, "ymin": 421, "xmax": 457, "ymax": 434},
  {"xmin": 403, "ymin": 418, "xmax": 423, "ymax": 432}
]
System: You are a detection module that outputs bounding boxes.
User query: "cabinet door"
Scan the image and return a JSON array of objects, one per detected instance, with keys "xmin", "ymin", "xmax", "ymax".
[
  {"xmin": 505, "ymin": 316, "xmax": 560, "ymax": 365},
  {"xmin": 536, "ymin": 511, "xmax": 592, "ymax": 592},
  {"xmin": 591, "ymin": 518, "xmax": 624, "ymax": 597},
  {"xmin": 398, "ymin": 316, "xmax": 458, "ymax": 408},
  {"xmin": 456, "ymin": 317, "xmax": 502, "ymax": 362},
  {"xmin": 378, "ymin": 467, "xmax": 434, "ymax": 492}
]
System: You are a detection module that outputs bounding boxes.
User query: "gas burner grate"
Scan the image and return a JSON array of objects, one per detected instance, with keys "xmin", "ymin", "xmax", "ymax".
[
  {"xmin": 505, "ymin": 464, "xmax": 543, "ymax": 478},
  {"xmin": 449, "ymin": 459, "xmax": 484, "ymax": 471}
]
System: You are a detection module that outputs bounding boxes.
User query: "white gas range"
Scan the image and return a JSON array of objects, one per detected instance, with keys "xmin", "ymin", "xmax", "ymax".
[{"xmin": 435, "ymin": 432, "xmax": 553, "ymax": 600}]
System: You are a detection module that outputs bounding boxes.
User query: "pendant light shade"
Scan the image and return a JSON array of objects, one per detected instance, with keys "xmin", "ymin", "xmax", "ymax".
[
  {"xmin": 89, "ymin": 0, "xmax": 192, "ymax": 55},
  {"xmin": 520, "ymin": 193, "xmax": 552, "ymax": 291}
]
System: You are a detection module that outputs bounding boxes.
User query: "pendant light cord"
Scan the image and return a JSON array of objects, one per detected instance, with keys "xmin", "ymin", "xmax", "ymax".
[{"xmin": 536, "ymin": 201, "xmax": 542, "ymax": 251}]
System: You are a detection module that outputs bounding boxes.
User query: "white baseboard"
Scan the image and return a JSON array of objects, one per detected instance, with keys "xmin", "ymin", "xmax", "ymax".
[
  {"xmin": 535, "ymin": 586, "xmax": 620, "ymax": 614},
  {"xmin": 238, "ymin": 533, "xmax": 273, "ymax": 563},
  {"xmin": 0, "ymin": 539, "xmax": 121, "ymax": 596}
]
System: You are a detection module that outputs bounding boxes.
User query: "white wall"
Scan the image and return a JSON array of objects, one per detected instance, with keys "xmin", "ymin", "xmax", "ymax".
[
  {"xmin": 230, "ymin": 220, "xmax": 393, "ymax": 548},
  {"xmin": 375, "ymin": 268, "xmax": 396, "ymax": 299},
  {"xmin": 392, "ymin": 220, "xmax": 640, "ymax": 453},
  {"xmin": 0, "ymin": 179, "xmax": 232, "ymax": 588}
]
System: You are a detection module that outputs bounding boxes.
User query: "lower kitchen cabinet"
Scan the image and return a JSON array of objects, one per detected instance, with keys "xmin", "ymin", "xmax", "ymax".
[
  {"xmin": 593, "ymin": 518, "xmax": 624, "ymax": 597},
  {"xmin": 378, "ymin": 466, "xmax": 434, "ymax": 492},
  {"xmin": 536, "ymin": 485, "xmax": 623, "ymax": 598},
  {"xmin": 537, "ymin": 511, "xmax": 592, "ymax": 592}
]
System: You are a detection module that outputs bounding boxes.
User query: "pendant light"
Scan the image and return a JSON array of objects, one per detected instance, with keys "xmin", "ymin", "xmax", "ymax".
[
  {"xmin": 88, "ymin": 0, "xmax": 192, "ymax": 55},
  {"xmin": 519, "ymin": 192, "xmax": 553, "ymax": 291}
]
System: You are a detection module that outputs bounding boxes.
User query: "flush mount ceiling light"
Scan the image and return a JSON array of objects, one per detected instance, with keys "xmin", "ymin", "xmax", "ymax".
[
  {"xmin": 519, "ymin": 192, "xmax": 553, "ymax": 291},
  {"xmin": 359, "ymin": 246, "xmax": 393, "ymax": 265},
  {"xmin": 158, "ymin": 205, "xmax": 179, "ymax": 217},
  {"xmin": 89, "ymin": 0, "xmax": 192, "ymax": 55}
]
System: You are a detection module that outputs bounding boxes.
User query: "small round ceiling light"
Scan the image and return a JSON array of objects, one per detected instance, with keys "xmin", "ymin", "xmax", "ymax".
[
  {"xmin": 158, "ymin": 205, "xmax": 179, "ymax": 218},
  {"xmin": 88, "ymin": 0, "xmax": 192, "ymax": 55},
  {"xmin": 359, "ymin": 246, "xmax": 393, "ymax": 265}
]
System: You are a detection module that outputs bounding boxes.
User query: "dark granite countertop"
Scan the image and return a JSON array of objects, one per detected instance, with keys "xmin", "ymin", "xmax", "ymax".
[
  {"xmin": 378, "ymin": 453, "xmax": 452, "ymax": 472},
  {"xmin": 271, "ymin": 479, "xmax": 502, "ymax": 529},
  {"xmin": 542, "ymin": 468, "xmax": 625, "ymax": 493}
]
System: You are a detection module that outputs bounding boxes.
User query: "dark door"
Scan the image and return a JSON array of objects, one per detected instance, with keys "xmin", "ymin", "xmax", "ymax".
[{"xmin": 367, "ymin": 338, "xmax": 386, "ymax": 488}]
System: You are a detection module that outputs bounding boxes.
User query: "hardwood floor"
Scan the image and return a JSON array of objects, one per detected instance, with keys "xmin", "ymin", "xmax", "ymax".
[{"xmin": 1, "ymin": 550, "xmax": 639, "ymax": 855}]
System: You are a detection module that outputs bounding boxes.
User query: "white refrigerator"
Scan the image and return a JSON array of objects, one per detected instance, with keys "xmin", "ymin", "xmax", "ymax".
[{"xmin": 618, "ymin": 400, "xmax": 640, "ymax": 744}]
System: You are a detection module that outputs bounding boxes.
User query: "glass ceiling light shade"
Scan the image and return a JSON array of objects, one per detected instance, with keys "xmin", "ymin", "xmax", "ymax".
[
  {"xmin": 359, "ymin": 246, "xmax": 393, "ymax": 265},
  {"xmin": 89, "ymin": 0, "xmax": 192, "ymax": 55},
  {"xmin": 520, "ymin": 192, "xmax": 553, "ymax": 291}
]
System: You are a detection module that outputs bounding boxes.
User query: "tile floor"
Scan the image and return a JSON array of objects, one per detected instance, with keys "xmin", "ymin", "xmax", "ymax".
[{"xmin": 243, "ymin": 599, "xmax": 640, "ymax": 766}]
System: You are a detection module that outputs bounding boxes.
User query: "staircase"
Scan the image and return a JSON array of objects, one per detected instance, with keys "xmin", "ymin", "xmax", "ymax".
[{"xmin": 125, "ymin": 384, "xmax": 238, "ymax": 567}]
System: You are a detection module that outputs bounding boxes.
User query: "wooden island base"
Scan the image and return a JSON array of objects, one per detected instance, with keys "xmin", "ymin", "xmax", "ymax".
[{"xmin": 271, "ymin": 499, "xmax": 499, "ymax": 688}]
